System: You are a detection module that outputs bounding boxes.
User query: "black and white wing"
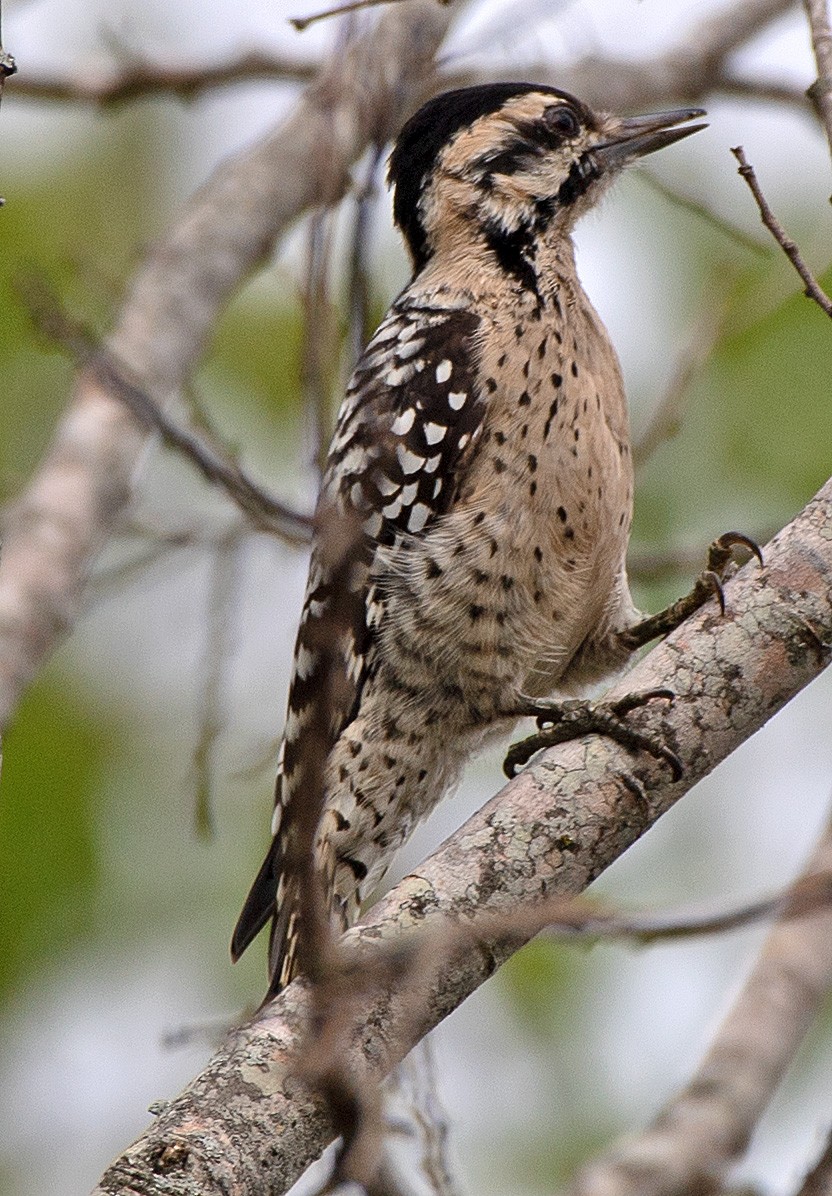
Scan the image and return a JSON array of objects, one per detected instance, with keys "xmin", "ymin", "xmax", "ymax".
[{"xmin": 231, "ymin": 301, "xmax": 487, "ymax": 987}]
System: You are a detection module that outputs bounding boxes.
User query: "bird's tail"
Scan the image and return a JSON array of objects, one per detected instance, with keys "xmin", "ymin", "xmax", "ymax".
[{"xmin": 232, "ymin": 834, "xmax": 345, "ymax": 1000}]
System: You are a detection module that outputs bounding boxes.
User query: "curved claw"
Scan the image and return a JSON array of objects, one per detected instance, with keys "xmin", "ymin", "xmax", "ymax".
[
  {"xmin": 701, "ymin": 569, "xmax": 726, "ymax": 616},
  {"xmin": 711, "ymin": 530, "xmax": 764, "ymax": 571},
  {"xmin": 504, "ymin": 737, "xmax": 537, "ymax": 777},
  {"xmin": 610, "ymin": 687, "xmax": 675, "ymax": 716}
]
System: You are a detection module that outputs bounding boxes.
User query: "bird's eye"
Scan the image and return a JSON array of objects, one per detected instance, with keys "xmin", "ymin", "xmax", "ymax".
[{"xmin": 543, "ymin": 105, "xmax": 580, "ymax": 138}]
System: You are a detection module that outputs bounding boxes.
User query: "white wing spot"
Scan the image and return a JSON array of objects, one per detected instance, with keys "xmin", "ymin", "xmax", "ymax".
[
  {"xmin": 284, "ymin": 703, "xmax": 312, "ymax": 743},
  {"xmin": 346, "ymin": 649, "xmax": 364, "ymax": 685},
  {"xmin": 294, "ymin": 644, "xmax": 316, "ymax": 681},
  {"xmin": 373, "ymin": 321, "xmax": 401, "ymax": 344},
  {"xmin": 377, "ymin": 474, "xmax": 400, "ymax": 497},
  {"xmin": 397, "ymin": 444, "xmax": 426, "ymax": 475},
  {"xmin": 350, "ymin": 482, "xmax": 364, "ymax": 508},
  {"xmin": 432, "ymin": 478, "xmax": 443, "ymax": 498},
  {"xmin": 385, "ymin": 364, "xmax": 417, "ymax": 387},
  {"xmin": 383, "ymin": 497, "xmax": 403, "ymax": 519},
  {"xmin": 425, "ymin": 422, "xmax": 446, "ymax": 445},
  {"xmin": 363, "ymin": 510, "xmax": 383, "ymax": 537},
  {"xmin": 400, "ymin": 481, "xmax": 419, "ymax": 505},
  {"xmin": 436, "ymin": 359, "xmax": 452, "ymax": 384},
  {"xmin": 458, "ymin": 433, "xmax": 471, "ymax": 449},
  {"xmin": 391, "ymin": 408, "xmax": 416, "ymax": 435},
  {"xmin": 395, "ymin": 339, "xmax": 424, "ymax": 361},
  {"xmin": 308, "ymin": 598, "xmax": 327, "ymax": 619},
  {"xmin": 407, "ymin": 503, "xmax": 431, "ymax": 532},
  {"xmin": 448, "ymin": 391, "xmax": 467, "ymax": 410},
  {"xmin": 424, "ymin": 454, "xmax": 442, "ymax": 473},
  {"xmin": 271, "ymin": 803, "xmax": 283, "ymax": 835}
]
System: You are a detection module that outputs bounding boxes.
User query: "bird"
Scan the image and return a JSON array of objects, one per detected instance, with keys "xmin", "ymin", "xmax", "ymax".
[{"xmin": 232, "ymin": 81, "xmax": 736, "ymax": 999}]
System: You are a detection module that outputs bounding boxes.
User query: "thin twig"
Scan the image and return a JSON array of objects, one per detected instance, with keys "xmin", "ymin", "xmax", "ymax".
[
  {"xmin": 717, "ymin": 71, "xmax": 816, "ymax": 112},
  {"xmin": 637, "ymin": 169, "xmax": 770, "ymax": 256},
  {"xmin": 284, "ymin": 500, "xmax": 392, "ymax": 1191},
  {"xmin": 20, "ymin": 277, "xmax": 314, "ymax": 543},
  {"xmin": 291, "ymin": 0, "xmax": 411, "ymax": 33},
  {"xmin": 398, "ymin": 1041, "xmax": 461, "ymax": 1196},
  {"xmin": 345, "ymin": 142, "xmax": 386, "ymax": 372},
  {"xmin": 804, "ymin": 0, "xmax": 832, "ymax": 162},
  {"xmin": 731, "ymin": 145, "xmax": 832, "ymax": 318},
  {"xmin": 192, "ymin": 530, "xmax": 244, "ymax": 839},
  {"xmin": 633, "ymin": 296, "xmax": 732, "ymax": 470},
  {"xmin": 301, "ymin": 211, "xmax": 339, "ymax": 480}
]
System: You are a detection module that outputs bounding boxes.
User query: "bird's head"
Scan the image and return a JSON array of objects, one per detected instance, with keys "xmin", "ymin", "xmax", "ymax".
[{"xmin": 388, "ymin": 83, "xmax": 706, "ymax": 274}]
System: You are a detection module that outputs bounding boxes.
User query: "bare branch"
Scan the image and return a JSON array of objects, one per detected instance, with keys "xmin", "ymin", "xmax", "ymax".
[
  {"xmin": 731, "ymin": 145, "xmax": 832, "ymax": 317},
  {"xmin": 804, "ymin": 0, "xmax": 832, "ymax": 160},
  {"xmin": 633, "ymin": 298, "xmax": 732, "ymax": 471},
  {"xmin": 192, "ymin": 530, "xmax": 244, "ymax": 839},
  {"xmin": 21, "ymin": 281, "xmax": 314, "ymax": 542},
  {"xmin": 345, "ymin": 143, "xmax": 386, "ymax": 370},
  {"xmin": 0, "ymin": 0, "xmax": 454, "ymax": 734},
  {"xmin": 568, "ymin": 815, "xmax": 832, "ymax": 1196},
  {"xmin": 442, "ymin": 0, "xmax": 800, "ymax": 113},
  {"xmin": 301, "ymin": 210, "xmax": 339, "ymax": 479},
  {"xmin": 92, "ymin": 475, "xmax": 832, "ymax": 1195},
  {"xmin": 291, "ymin": 0, "xmax": 417, "ymax": 33},
  {"xmin": 636, "ymin": 169, "xmax": 770, "ymax": 257},
  {"xmin": 7, "ymin": 51, "xmax": 318, "ymax": 106},
  {"xmin": 396, "ymin": 1041, "xmax": 461, "ymax": 1196},
  {"xmin": 717, "ymin": 70, "xmax": 815, "ymax": 111}
]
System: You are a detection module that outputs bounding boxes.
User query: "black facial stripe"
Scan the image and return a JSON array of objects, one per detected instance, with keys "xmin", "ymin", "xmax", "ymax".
[
  {"xmin": 478, "ymin": 141, "xmax": 542, "ymax": 177},
  {"xmin": 482, "ymin": 221, "xmax": 543, "ymax": 303},
  {"xmin": 514, "ymin": 118, "xmax": 576, "ymax": 154},
  {"xmin": 556, "ymin": 151, "xmax": 602, "ymax": 208}
]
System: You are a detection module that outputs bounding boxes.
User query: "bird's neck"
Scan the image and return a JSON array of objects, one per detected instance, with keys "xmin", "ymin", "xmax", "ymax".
[{"xmin": 414, "ymin": 219, "xmax": 584, "ymax": 312}]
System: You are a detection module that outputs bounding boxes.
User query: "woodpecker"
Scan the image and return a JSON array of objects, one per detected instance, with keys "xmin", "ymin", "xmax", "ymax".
[{"xmin": 232, "ymin": 82, "xmax": 732, "ymax": 998}]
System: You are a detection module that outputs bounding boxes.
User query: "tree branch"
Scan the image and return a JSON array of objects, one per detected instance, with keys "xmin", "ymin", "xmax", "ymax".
[
  {"xmin": 804, "ymin": 0, "xmax": 832, "ymax": 159},
  {"xmin": 6, "ymin": 51, "xmax": 318, "ymax": 106},
  {"xmin": 93, "ymin": 476, "xmax": 832, "ymax": 1195},
  {"xmin": 442, "ymin": 0, "xmax": 800, "ymax": 113},
  {"xmin": 0, "ymin": 0, "xmax": 455, "ymax": 734},
  {"xmin": 732, "ymin": 144, "xmax": 832, "ymax": 316},
  {"xmin": 567, "ymin": 815, "xmax": 832, "ymax": 1196}
]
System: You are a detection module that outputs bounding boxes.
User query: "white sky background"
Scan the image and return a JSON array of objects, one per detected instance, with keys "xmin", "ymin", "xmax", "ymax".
[{"xmin": 1, "ymin": 1, "xmax": 832, "ymax": 1194}]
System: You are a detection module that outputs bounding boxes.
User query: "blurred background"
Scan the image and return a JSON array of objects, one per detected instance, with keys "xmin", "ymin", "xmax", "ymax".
[{"xmin": 1, "ymin": 1, "xmax": 832, "ymax": 1193}]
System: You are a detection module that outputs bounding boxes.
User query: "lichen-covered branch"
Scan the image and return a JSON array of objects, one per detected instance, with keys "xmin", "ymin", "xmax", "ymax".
[{"xmin": 93, "ymin": 477, "xmax": 832, "ymax": 1195}]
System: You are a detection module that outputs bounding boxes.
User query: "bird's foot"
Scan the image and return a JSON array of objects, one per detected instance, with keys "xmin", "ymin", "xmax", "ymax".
[
  {"xmin": 503, "ymin": 689, "xmax": 681, "ymax": 779},
  {"xmin": 619, "ymin": 531, "xmax": 763, "ymax": 652}
]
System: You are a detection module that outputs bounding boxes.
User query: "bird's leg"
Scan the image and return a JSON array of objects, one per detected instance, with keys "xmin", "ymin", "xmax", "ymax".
[
  {"xmin": 618, "ymin": 531, "xmax": 763, "ymax": 653},
  {"xmin": 503, "ymin": 690, "xmax": 681, "ymax": 779},
  {"xmin": 503, "ymin": 534, "xmax": 762, "ymax": 781}
]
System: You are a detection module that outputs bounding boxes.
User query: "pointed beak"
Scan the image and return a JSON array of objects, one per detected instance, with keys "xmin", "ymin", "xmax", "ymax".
[{"xmin": 592, "ymin": 108, "xmax": 707, "ymax": 170}]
